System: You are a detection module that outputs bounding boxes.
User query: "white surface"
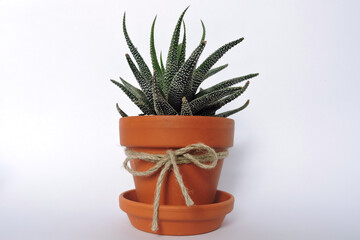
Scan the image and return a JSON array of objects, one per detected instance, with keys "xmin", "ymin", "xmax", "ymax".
[{"xmin": 1, "ymin": 0, "xmax": 360, "ymax": 239}]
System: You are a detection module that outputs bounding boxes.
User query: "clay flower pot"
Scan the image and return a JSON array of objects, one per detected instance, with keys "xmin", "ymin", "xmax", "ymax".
[{"xmin": 119, "ymin": 115, "xmax": 234, "ymax": 205}]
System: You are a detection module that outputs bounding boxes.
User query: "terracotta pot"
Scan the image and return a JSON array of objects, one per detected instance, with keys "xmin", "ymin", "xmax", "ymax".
[
  {"xmin": 119, "ymin": 189, "xmax": 234, "ymax": 235},
  {"xmin": 120, "ymin": 115, "xmax": 234, "ymax": 205}
]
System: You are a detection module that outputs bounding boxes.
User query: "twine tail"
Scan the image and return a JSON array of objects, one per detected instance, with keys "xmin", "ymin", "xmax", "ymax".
[
  {"xmin": 168, "ymin": 150, "xmax": 194, "ymax": 206},
  {"xmin": 151, "ymin": 161, "xmax": 171, "ymax": 232}
]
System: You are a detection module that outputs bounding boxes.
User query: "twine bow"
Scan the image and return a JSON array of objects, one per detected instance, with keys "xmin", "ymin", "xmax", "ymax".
[{"xmin": 123, "ymin": 143, "xmax": 228, "ymax": 232}]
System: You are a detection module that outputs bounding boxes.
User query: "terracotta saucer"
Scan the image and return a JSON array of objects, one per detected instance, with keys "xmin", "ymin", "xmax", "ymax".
[{"xmin": 119, "ymin": 189, "xmax": 234, "ymax": 236}]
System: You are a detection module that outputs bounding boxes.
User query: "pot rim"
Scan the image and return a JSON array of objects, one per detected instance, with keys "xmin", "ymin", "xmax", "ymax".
[
  {"xmin": 119, "ymin": 115, "xmax": 235, "ymax": 148},
  {"xmin": 119, "ymin": 115, "xmax": 234, "ymax": 120}
]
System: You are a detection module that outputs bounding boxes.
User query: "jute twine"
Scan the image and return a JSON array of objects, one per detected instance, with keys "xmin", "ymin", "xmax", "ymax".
[{"xmin": 123, "ymin": 143, "xmax": 228, "ymax": 232}]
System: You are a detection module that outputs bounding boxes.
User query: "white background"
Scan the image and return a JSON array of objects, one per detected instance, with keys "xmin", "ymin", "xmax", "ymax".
[{"xmin": 1, "ymin": 0, "xmax": 360, "ymax": 239}]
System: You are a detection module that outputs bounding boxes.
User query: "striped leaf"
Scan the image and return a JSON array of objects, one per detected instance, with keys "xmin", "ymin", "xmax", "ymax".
[
  {"xmin": 113, "ymin": 10, "xmax": 256, "ymax": 118},
  {"xmin": 150, "ymin": 16, "xmax": 163, "ymax": 88},
  {"xmin": 168, "ymin": 41, "xmax": 206, "ymax": 111},
  {"xmin": 177, "ymin": 22, "xmax": 186, "ymax": 68},
  {"xmin": 120, "ymin": 77, "xmax": 153, "ymax": 110},
  {"xmin": 116, "ymin": 103, "xmax": 128, "ymax": 117},
  {"xmin": 191, "ymin": 37, "xmax": 244, "ymax": 95},
  {"xmin": 125, "ymin": 54, "xmax": 153, "ymax": 103},
  {"xmin": 152, "ymin": 76, "xmax": 178, "ymax": 115},
  {"xmin": 110, "ymin": 79, "xmax": 154, "ymax": 115},
  {"xmin": 163, "ymin": 7, "xmax": 189, "ymax": 95},
  {"xmin": 197, "ymin": 73, "xmax": 257, "ymax": 97},
  {"xmin": 216, "ymin": 100, "xmax": 250, "ymax": 117},
  {"xmin": 123, "ymin": 13, "xmax": 152, "ymax": 82},
  {"xmin": 189, "ymin": 87, "xmax": 242, "ymax": 114},
  {"xmin": 197, "ymin": 81, "xmax": 250, "ymax": 115},
  {"xmin": 180, "ymin": 97, "xmax": 192, "ymax": 115},
  {"xmin": 203, "ymin": 64, "xmax": 228, "ymax": 81}
]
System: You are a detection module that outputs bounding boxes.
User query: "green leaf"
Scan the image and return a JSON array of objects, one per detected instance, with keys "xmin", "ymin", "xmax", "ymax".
[
  {"xmin": 177, "ymin": 21, "xmax": 186, "ymax": 67},
  {"xmin": 160, "ymin": 52, "xmax": 165, "ymax": 74},
  {"xmin": 197, "ymin": 81, "xmax": 250, "ymax": 115},
  {"xmin": 168, "ymin": 41, "xmax": 206, "ymax": 111},
  {"xmin": 116, "ymin": 103, "xmax": 128, "ymax": 117},
  {"xmin": 203, "ymin": 64, "xmax": 228, "ymax": 80},
  {"xmin": 125, "ymin": 54, "xmax": 153, "ymax": 103},
  {"xmin": 189, "ymin": 87, "xmax": 242, "ymax": 114},
  {"xmin": 150, "ymin": 16, "xmax": 163, "ymax": 88},
  {"xmin": 200, "ymin": 20, "xmax": 206, "ymax": 43},
  {"xmin": 163, "ymin": 7, "xmax": 189, "ymax": 95},
  {"xmin": 191, "ymin": 37, "xmax": 244, "ymax": 95},
  {"xmin": 152, "ymin": 75, "xmax": 178, "ymax": 115},
  {"xmin": 180, "ymin": 97, "xmax": 192, "ymax": 115},
  {"xmin": 177, "ymin": 43, "xmax": 183, "ymax": 64},
  {"xmin": 120, "ymin": 77, "xmax": 153, "ymax": 110},
  {"xmin": 110, "ymin": 79, "xmax": 154, "ymax": 115},
  {"xmin": 123, "ymin": 13, "xmax": 152, "ymax": 82},
  {"xmin": 215, "ymin": 100, "xmax": 250, "ymax": 117},
  {"xmin": 197, "ymin": 73, "xmax": 257, "ymax": 97}
]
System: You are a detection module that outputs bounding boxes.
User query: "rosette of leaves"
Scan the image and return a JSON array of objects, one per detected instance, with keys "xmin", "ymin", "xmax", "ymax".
[{"xmin": 111, "ymin": 8, "xmax": 258, "ymax": 118}]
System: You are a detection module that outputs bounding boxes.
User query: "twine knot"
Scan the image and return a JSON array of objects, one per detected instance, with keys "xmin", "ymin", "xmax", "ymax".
[{"xmin": 123, "ymin": 143, "xmax": 228, "ymax": 232}]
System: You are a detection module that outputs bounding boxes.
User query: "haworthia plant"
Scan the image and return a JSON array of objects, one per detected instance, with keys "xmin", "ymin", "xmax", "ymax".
[{"xmin": 112, "ymin": 8, "xmax": 258, "ymax": 118}]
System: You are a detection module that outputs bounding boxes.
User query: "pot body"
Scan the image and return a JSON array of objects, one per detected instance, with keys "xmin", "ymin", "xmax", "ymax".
[{"xmin": 120, "ymin": 115, "xmax": 234, "ymax": 205}]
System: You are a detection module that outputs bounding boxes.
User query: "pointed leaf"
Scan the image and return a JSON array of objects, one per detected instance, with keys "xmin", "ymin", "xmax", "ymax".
[
  {"xmin": 120, "ymin": 77, "xmax": 153, "ymax": 110},
  {"xmin": 180, "ymin": 97, "xmax": 192, "ymax": 115},
  {"xmin": 216, "ymin": 100, "xmax": 250, "ymax": 117},
  {"xmin": 110, "ymin": 79, "xmax": 154, "ymax": 115},
  {"xmin": 177, "ymin": 22, "xmax": 186, "ymax": 67},
  {"xmin": 189, "ymin": 87, "xmax": 242, "ymax": 114},
  {"xmin": 150, "ymin": 16, "xmax": 163, "ymax": 88},
  {"xmin": 200, "ymin": 20, "xmax": 206, "ymax": 43},
  {"xmin": 197, "ymin": 81, "xmax": 250, "ymax": 115},
  {"xmin": 168, "ymin": 41, "xmax": 206, "ymax": 111},
  {"xmin": 191, "ymin": 37, "xmax": 244, "ymax": 95},
  {"xmin": 123, "ymin": 13, "xmax": 152, "ymax": 82},
  {"xmin": 163, "ymin": 7, "xmax": 189, "ymax": 94},
  {"xmin": 116, "ymin": 103, "xmax": 128, "ymax": 117},
  {"xmin": 203, "ymin": 64, "xmax": 228, "ymax": 80},
  {"xmin": 197, "ymin": 73, "xmax": 257, "ymax": 97},
  {"xmin": 152, "ymin": 75, "xmax": 178, "ymax": 115},
  {"xmin": 125, "ymin": 54, "xmax": 153, "ymax": 103}
]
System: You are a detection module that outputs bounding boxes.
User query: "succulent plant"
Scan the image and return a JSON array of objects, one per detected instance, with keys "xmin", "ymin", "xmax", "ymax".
[{"xmin": 111, "ymin": 8, "xmax": 258, "ymax": 117}]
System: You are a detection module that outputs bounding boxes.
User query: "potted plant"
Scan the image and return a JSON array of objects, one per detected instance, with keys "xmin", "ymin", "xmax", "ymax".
[{"xmin": 112, "ymin": 7, "xmax": 258, "ymax": 235}]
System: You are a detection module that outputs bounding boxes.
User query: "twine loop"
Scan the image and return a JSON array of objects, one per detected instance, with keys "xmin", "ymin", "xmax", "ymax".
[{"xmin": 123, "ymin": 143, "xmax": 228, "ymax": 232}]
